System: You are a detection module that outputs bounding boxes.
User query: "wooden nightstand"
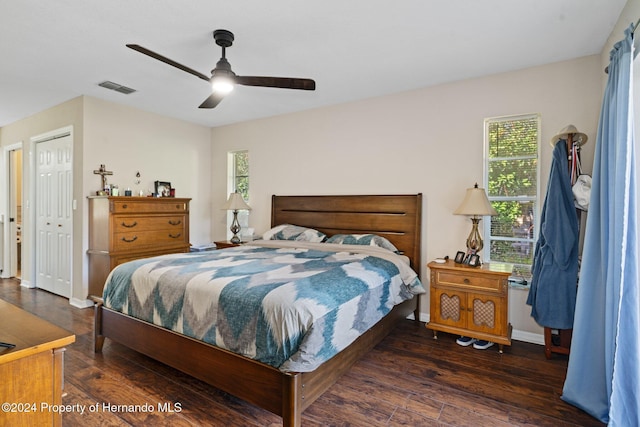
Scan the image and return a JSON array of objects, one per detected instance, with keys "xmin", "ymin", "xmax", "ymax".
[
  {"xmin": 426, "ymin": 260, "xmax": 513, "ymax": 352},
  {"xmin": 214, "ymin": 240, "xmax": 242, "ymax": 249}
]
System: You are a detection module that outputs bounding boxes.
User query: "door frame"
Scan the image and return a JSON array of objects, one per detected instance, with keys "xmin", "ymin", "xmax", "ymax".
[
  {"xmin": 1, "ymin": 142, "xmax": 23, "ymax": 279},
  {"xmin": 29, "ymin": 126, "xmax": 74, "ymax": 293}
]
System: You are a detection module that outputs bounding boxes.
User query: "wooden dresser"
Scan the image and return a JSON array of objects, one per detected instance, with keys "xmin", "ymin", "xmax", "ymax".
[
  {"xmin": 426, "ymin": 260, "xmax": 513, "ymax": 352},
  {"xmin": 0, "ymin": 299, "xmax": 75, "ymax": 426},
  {"xmin": 87, "ymin": 196, "xmax": 191, "ymax": 298}
]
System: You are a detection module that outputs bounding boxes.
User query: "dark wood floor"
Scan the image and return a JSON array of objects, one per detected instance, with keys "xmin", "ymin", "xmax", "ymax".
[{"xmin": 0, "ymin": 278, "xmax": 603, "ymax": 427}]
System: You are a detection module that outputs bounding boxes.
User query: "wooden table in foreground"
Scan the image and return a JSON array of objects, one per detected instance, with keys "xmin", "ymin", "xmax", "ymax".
[{"xmin": 0, "ymin": 299, "xmax": 75, "ymax": 426}]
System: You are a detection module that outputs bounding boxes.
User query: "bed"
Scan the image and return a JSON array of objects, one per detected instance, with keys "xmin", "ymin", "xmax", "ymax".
[{"xmin": 94, "ymin": 194, "xmax": 423, "ymax": 426}]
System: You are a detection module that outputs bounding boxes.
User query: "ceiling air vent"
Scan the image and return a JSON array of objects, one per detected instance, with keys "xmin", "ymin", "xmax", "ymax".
[{"xmin": 98, "ymin": 81, "xmax": 136, "ymax": 95}]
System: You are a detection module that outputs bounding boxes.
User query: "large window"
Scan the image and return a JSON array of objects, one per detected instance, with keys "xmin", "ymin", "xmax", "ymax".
[{"xmin": 484, "ymin": 114, "xmax": 540, "ymax": 280}]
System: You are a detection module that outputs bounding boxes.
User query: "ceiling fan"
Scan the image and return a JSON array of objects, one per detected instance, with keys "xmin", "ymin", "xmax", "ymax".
[{"xmin": 126, "ymin": 29, "xmax": 316, "ymax": 109}]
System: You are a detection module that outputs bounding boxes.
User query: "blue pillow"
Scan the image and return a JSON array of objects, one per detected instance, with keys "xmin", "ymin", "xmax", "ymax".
[
  {"xmin": 262, "ymin": 224, "xmax": 326, "ymax": 242},
  {"xmin": 325, "ymin": 234, "xmax": 399, "ymax": 253}
]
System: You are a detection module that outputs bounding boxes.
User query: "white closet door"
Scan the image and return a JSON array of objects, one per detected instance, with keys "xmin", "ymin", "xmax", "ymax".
[{"xmin": 35, "ymin": 134, "xmax": 72, "ymax": 297}]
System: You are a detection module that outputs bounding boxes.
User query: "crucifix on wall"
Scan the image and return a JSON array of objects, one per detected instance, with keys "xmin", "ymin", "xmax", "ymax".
[{"xmin": 93, "ymin": 164, "xmax": 113, "ymax": 191}]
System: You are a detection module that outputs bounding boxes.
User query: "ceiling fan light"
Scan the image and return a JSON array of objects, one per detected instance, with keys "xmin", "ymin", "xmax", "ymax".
[{"xmin": 211, "ymin": 77, "xmax": 234, "ymax": 94}]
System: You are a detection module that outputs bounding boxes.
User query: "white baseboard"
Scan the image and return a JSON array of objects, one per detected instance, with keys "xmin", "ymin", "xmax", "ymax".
[
  {"xmin": 70, "ymin": 297, "xmax": 94, "ymax": 309},
  {"xmin": 413, "ymin": 312, "xmax": 544, "ymax": 346},
  {"xmin": 512, "ymin": 329, "xmax": 544, "ymax": 345},
  {"xmin": 19, "ymin": 280, "xmax": 34, "ymax": 288}
]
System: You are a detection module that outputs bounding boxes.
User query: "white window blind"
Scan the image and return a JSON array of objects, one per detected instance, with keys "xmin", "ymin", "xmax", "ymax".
[{"xmin": 484, "ymin": 114, "xmax": 540, "ymax": 280}]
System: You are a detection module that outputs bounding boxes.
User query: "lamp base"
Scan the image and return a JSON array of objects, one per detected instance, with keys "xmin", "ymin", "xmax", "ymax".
[
  {"xmin": 466, "ymin": 217, "xmax": 484, "ymax": 253},
  {"xmin": 230, "ymin": 210, "xmax": 242, "ymax": 244}
]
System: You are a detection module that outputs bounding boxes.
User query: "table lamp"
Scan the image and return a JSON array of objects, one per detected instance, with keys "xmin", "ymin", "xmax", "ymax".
[
  {"xmin": 222, "ymin": 192, "xmax": 251, "ymax": 243},
  {"xmin": 453, "ymin": 183, "xmax": 497, "ymax": 253}
]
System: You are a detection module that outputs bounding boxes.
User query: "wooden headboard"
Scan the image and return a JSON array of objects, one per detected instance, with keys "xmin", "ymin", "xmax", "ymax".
[{"xmin": 271, "ymin": 194, "xmax": 422, "ymax": 272}]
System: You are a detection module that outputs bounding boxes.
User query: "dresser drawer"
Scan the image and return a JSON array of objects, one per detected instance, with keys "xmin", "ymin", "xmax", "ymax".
[
  {"xmin": 113, "ymin": 215, "xmax": 186, "ymax": 232},
  {"xmin": 435, "ymin": 270, "xmax": 503, "ymax": 292},
  {"xmin": 110, "ymin": 199, "xmax": 189, "ymax": 214},
  {"xmin": 113, "ymin": 229, "xmax": 187, "ymax": 251}
]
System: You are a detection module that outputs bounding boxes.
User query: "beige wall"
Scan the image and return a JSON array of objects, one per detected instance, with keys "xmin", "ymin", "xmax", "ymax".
[
  {"xmin": 0, "ymin": 97, "xmax": 84, "ymax": 301},
  {"xmin": 0, "ymin": 96, "xmax": 213, "ymax": 306},
  {"xmin": 602, "ymin": 0, "xmax": 640, "ymax": 73},
  {"xmin": 210, "ymin": 55, "xmax": 603, "ymax": 341},
  {"xmin": 80, "ymin": 97, "xmax": 213, "ymax": 304}
]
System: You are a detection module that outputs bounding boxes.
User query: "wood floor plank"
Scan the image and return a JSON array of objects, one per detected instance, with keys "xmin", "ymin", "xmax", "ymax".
[{"xmin": 0, "ymin": 279, "xmax": 604, "ymax": 426}]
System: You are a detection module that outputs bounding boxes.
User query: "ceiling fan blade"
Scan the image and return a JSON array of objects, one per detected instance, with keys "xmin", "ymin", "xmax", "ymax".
[
  {"xmin": 198, "ymin": 92, "xmax": 226, "ymax": 109},
  {"xmin": 126, "ymin": 44, "xmax": 210, "ymax": 82},
  {"xmin": 235, "ymin": 76, "xmax": 315, "ymax": 91}
]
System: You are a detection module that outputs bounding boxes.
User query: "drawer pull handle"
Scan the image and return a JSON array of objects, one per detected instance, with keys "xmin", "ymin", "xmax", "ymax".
[
  {"xmin": 169, "ymin": 233, "xmax": 182, "ymax": 239},
  {"xmin": 122, "ymin": 204, "xmax": 128, "ymax": 209},
  {"xmin": 121, "ymin": 236, "xmax": 138, "ymax": 243},
  {"xmin": 121, "ymin": 221, "xmax": 138, "ymax": 228},
  {"xmin": 463, "ymin": 278, "xmax": 470, "ymax": 284},
  {"xmin": 168, "ymin": 220, "xmax": 182, "ymax": 226}
]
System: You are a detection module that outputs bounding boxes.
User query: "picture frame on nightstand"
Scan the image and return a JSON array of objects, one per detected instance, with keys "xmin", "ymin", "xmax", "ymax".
[
  {"xmin": 454, "ymin": 251, "xmax": 466, "ymax": 264},
  {"xmin": 468, "ymin": 254, "xmax": 481, "ymax": 267}
]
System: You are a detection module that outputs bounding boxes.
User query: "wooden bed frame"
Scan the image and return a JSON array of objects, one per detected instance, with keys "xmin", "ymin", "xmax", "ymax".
[{"xmin": 94, "ymin": 194, "xmax": 422, "ymax": 426}]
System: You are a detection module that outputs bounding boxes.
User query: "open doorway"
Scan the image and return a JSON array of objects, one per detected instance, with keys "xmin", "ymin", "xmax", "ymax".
[
  {"xmin": 11, "ymin": 148, "xmax": 22, "ymax": 278},
  {"xmin": 2, "ymin": 143, "xmax": 23, "ymax": 279}
]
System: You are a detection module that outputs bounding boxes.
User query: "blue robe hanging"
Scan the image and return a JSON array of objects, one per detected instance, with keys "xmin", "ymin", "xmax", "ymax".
[{"xmin": 526, "ymin": 140, "xmax": 579, "ymax": 329}]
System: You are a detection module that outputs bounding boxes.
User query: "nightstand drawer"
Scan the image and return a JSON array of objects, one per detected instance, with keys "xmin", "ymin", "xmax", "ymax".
[{"xmin": 435, "ymin": 270, "xmax": 502, "ymax": 292}]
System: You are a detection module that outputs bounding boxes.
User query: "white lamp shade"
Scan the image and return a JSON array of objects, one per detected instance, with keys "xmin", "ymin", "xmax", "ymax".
[
  {"xmin": 221, "ymin": 192, "xmax": 251, "ymax": 211},
  {"xmin": 453, "ymin": 184, "xmax": 497, "ymax": 216}
]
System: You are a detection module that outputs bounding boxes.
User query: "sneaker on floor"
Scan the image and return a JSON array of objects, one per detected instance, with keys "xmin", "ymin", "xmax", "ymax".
[
  {"xmin": 456, "ymin": 336, "xmax": 477, "ymax": 347},
  {"xmin": 473, "ymin": 340, "xmax": 494, "ymax": 350}
]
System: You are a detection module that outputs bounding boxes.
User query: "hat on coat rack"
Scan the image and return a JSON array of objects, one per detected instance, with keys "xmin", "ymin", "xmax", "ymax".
[{"xmin": 550, "ymin": 124, "xmax": 588, "ymax": 147}]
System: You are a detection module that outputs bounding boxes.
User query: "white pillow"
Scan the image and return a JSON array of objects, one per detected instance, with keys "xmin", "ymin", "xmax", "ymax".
[
  {"xmin": 325, "ymin": 234, "xmax": 399, "ymax": 253},
  {"xmin": 262, "ymin": 224, "xmax": 327, "ymax": 242}
]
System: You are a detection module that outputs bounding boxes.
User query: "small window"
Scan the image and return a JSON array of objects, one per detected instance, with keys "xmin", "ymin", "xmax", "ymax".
[
  {"xmin": 227, "ymin": 150, "xmax": 250, "ymax": 238},
  {"xmin": 484, "ymin": 114, "xmax": 540, "ymax": 280},
  {"xmin": 231, "ymin": 150, "xmax": 249, "ymax": 201}
]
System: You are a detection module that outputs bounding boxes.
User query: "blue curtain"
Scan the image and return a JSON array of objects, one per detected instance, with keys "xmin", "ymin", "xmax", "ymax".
[{"xmin": 561, "ymin": 24, "xmax": 639, "ymax": 426}]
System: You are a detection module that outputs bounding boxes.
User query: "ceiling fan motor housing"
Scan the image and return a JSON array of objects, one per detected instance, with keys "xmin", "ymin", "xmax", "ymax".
[{"xmin": 213, "ymin": 29, "xmax": 234, "ymax": 48}]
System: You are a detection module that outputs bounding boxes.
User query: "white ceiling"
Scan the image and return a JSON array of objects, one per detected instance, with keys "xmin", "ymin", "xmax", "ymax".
[{"xmin": 0, "ymin": 0, "xmax": 627, "ymax": 128}]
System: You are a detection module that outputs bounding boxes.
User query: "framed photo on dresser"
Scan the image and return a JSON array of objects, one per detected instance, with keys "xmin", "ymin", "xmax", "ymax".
[{"xmin": 154, "ymin": 181, "xmax": 171, "ymax": 197}]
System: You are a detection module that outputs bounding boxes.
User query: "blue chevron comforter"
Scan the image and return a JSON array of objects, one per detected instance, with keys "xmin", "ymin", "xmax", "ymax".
[{"xmin": 103, "ymin": 240, "xmax": 424, "ymax": 372}]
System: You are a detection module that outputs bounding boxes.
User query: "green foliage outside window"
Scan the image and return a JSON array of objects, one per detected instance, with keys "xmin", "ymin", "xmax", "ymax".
[
  {"xmin": 233, "ymin": 151, "xmax": 249, "ymax": 202},
  {"xmin": 485, "ymin": 115, "xmax": 539, "ymax": 279}
]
